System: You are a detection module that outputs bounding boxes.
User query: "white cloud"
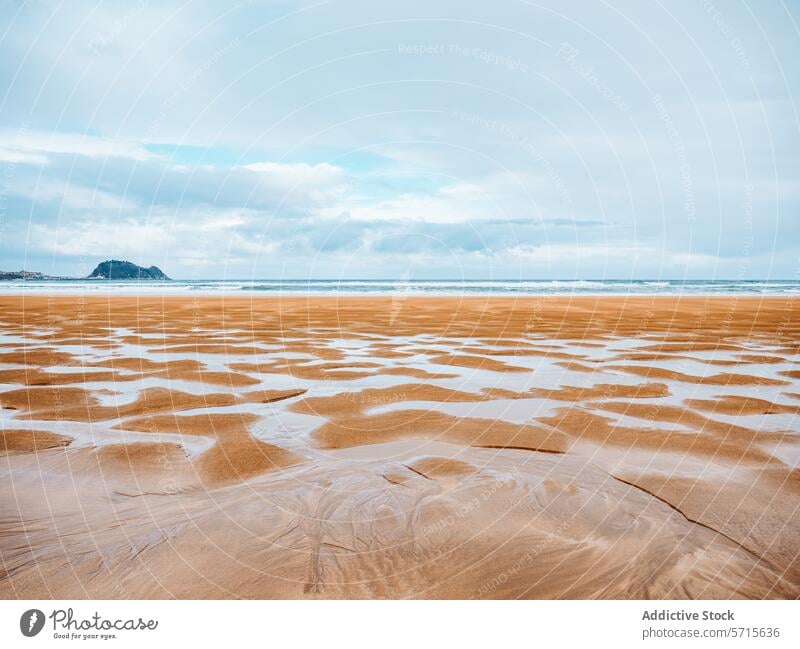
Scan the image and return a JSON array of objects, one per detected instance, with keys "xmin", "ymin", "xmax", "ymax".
[
  {"xmin": 0, "ymin": 147, "xmax": 47, "ymax": 164},
  {"xmin": 344, "ymin": 172, "xmax": 537, "ymax": 224},
  {"xmin": 0, "ymin": 129, "xmax": 155, "ymax": 161},
  {"xmin": 31, "ymin": 207, "xmax": 260, "ymax": 262},
  {"xmin": 241, "ymin": 161, "xmax": 349, "ymax": 206},
  {"xmin": 16, "ymin": 179, "xmax": 136, "ymax": 213},
  {"xmin": 243, "ymin": 161, "xmax": 345, "ymax": 186}
]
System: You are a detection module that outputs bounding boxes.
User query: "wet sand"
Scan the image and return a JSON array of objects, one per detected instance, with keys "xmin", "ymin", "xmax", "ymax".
[{"xmin": 0, "ymin": 295, "xmax": 798, "ymax": 598}]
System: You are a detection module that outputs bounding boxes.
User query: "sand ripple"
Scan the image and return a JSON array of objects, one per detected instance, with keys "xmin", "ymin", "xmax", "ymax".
[{"xmin": 0, "ymin": 295, "xmax": 798, "ymax": 598}]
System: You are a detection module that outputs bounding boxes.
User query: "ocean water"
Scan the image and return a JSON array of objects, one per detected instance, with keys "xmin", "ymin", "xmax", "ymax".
[{"xmin": 0, "ymin": 279, "xmax": 798, "ymax": 295}]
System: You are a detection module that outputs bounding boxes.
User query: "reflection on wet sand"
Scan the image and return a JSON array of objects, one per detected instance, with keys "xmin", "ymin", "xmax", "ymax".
[{"xmin": 0, "ymin": 296, "xmax": 798, "ymax": 598}]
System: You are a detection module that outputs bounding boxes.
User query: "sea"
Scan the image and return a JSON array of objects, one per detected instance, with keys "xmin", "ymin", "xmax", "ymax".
[{"xmin": 0, "ymin": 279, "xmax": 798, "ymax": 296}]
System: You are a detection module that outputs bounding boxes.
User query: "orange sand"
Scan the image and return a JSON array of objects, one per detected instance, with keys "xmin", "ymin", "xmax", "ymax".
[{"xmin": 0, "ymin": 295, "xmax": 798, "ymax": 598}]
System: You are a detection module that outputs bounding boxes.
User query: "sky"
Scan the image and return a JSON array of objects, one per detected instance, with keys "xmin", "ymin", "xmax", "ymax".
[{"xmin": 0, "ymin": 0, "xmax": 798, "ymax": 280}]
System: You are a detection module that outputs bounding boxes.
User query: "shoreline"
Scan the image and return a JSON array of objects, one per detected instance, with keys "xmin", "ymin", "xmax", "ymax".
[
  {"xmin": 1, "ymin": 293, "xmax": 796, "ymax": 299},
  {"xmin": 0, "ymin": 279, "xmax": 798, "ymax": 299},
  {"xmin": 1, "ymin": 292, "xmax": 799, "ymax": 297}
]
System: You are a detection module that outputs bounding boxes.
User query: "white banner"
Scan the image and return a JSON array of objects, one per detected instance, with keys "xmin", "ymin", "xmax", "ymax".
[{"xmin": 0, "ymin": 600, "xmax": 797, "ymax": 649}]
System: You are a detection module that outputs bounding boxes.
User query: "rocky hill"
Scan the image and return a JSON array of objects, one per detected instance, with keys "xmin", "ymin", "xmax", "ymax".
[{"xmin": 87, "ymin": 260, "xmax": 170, "ymax": 280}]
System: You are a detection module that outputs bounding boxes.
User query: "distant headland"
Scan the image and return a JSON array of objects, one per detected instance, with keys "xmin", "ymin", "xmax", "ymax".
[
  {"xmin": 0, "ymin": 270, "xmax": 52, "ymax": 280},
  {"xmin": 0, "ymin": 260, "xmax": 171, "ymax": 281},
  {"xmin": 87, "ymin": 260, "xmax": 170, "ymax": 280}
]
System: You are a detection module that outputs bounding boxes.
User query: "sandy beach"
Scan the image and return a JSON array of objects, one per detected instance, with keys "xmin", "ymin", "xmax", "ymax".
[{"xmin": 0, "ymin": 295, "xmax": 798, "ymax": 598}]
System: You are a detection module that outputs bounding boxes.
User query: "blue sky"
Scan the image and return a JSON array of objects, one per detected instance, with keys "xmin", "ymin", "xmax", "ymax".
[{"xmin": 1, "ymin": 0, "xmax": 798, "ymax": 279}]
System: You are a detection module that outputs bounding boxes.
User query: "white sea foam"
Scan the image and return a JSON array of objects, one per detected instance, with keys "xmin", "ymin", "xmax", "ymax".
[{"xmin": 1, "ymin": 278, "xmax": 798, "ymax": 296}]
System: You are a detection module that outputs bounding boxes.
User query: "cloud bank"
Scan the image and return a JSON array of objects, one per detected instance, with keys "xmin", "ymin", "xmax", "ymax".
[{"xmin": 1, "ymin": 0, "xmax": 798, "ymax": 279}]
